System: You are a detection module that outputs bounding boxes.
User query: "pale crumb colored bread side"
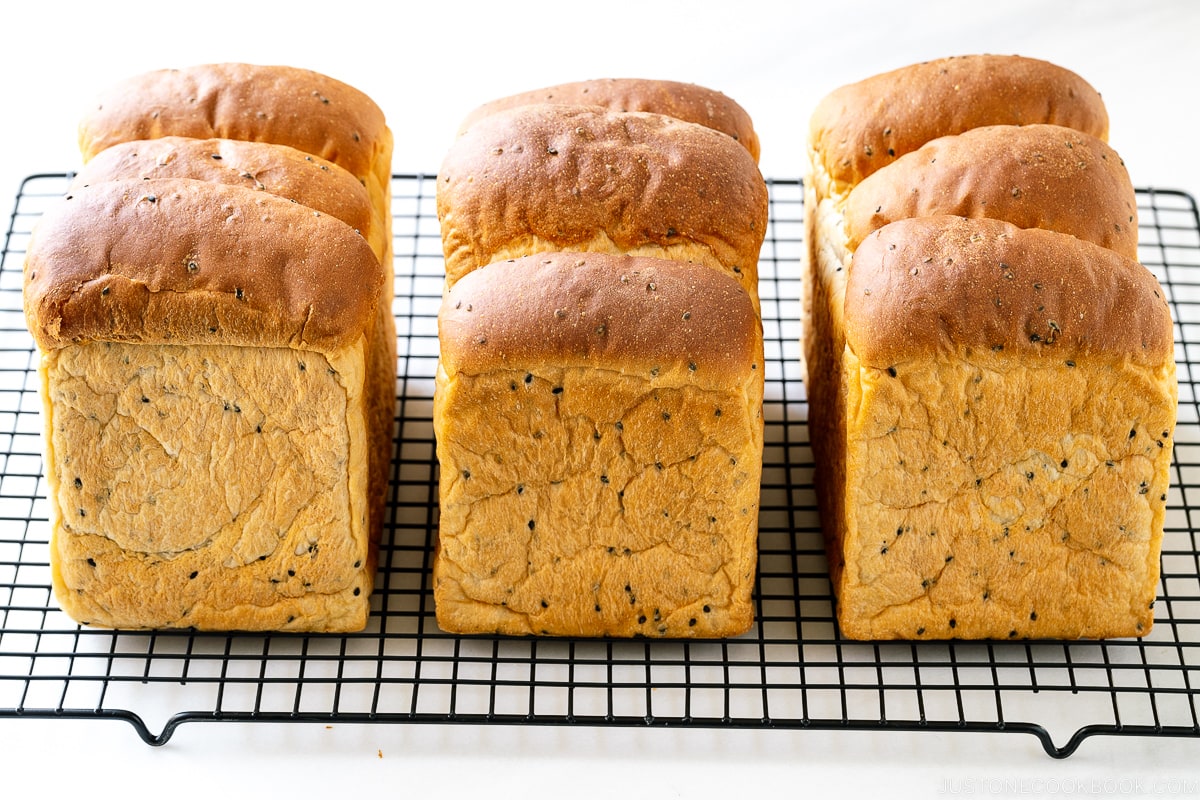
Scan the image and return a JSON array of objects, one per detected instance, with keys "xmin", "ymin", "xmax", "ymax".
[
  {"xmin": 457, "ymin": 77, "xmax": 761, "ymax": 162},
  {"xmin": 44, "ymin": 341, "xmax": 372, "ymax": 631},
  {"xmin": 25, "ymin": 179, "xmax": 386, "ymax": 631},
  {"xmin": 433, "ymin": 253, "xmax": 764, "ymax": 637},
  {"xmin": 836, "ymin": 216, "xmax": 1175, "ymax": 640},
  {"xmin": 808, "ymin": 54, "xmax": 1109, "ymax": 194},
  {"xmin": 436, "ymin": 104, "xmax": 768, "ymax": 302}
]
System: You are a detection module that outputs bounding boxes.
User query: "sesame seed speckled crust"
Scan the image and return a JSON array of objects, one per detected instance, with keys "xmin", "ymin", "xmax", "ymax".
[
  {"xmin": 439, "ymin": 252, "xmax": 762, "ymax": 388},
  {"xmin": 457, "ymin": 77, "xmax": 761, "ymax": 163},
  {"xmin": 844, "ymin": 215, "xmax": 1173, "ymax": 368},
  {"xmin": 70, "ymin": 136, "xmax": 386, "ymax": 262},
  {"xmin": 808, "ymin": 54, "xmax": 1109, "ymax": 193},
  {"xmin": 844, "ymin": 124, "xmax": 1138, "ymax": 259},
  {"xmin": 77, "ymin": 63, "xmax": 391, "ymax": 193},
  {"xmin": 437, "ymin": 104, "xmax": 767, "ymax": 299},
  {"xmin": 24, "ymin": 178, "xmax": 383, "ymax": 354}
]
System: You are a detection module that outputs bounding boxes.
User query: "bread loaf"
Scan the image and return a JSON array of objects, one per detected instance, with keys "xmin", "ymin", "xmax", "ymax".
[
  {"xmin": 25, "ymin": 179, "xmax": 385, "ymax": 630},
  {"xmin": 804, "ymin": 55, "xmax": 1176, "ymax": 640},
  {"xmin": 457, "ymin": 78, "xmax": 760, "ymax": 162},
  {"xmin": 433, "ymin": 80, "xmax": 768, "ymax": 637},
  {"xmin": 436, "ymin": 103, "xmax": 767, "ymax": 303},
  {"xmin": 433, "ymin": 253, "xmax": 763, "ymax": 637},
  {"xmin": 27, "ymin": 65, "xmax": 395, "ymax": 631}
]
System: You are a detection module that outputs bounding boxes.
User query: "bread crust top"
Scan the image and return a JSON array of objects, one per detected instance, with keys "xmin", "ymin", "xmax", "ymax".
[
  {"xmin": 844, "ymin": 124, "xmax": 1137, "ymax": 258},
  {"xmin": 844, "ymin": 216, "xmax": 1172, "ymax": 368},
  {"xmin": 70, "ymin": 136, "xmax": 380, "ymax": 254},
  {"xmin": 437, "ymin": 104, "xmax": 767, "ymax": 286},
  {"xmin": 78, "ymin": 63, "xmax": 390, "ymax": 186},
  {"xmin": 439, "ymin": 252, "xmax": 762, "ymax": 389},
  {"xmin": 809, "ymin": 54, "xmax": 1109, "ymax": 192},
  {"xmin": 457, "ymin": 78, "xmax": 760, "ymax": 162},
  {"xmin": 24, "ymin": 178, "xmax": 382, "ymax": 353}
]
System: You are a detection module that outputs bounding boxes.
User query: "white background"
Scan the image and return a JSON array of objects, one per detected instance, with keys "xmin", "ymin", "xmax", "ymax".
[{"xmin": 2, "ymin": 1, "xmax": 1199, "ymax": 796}]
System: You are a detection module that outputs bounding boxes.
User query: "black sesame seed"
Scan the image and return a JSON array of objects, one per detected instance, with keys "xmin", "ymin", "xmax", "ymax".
[
  {"xmin": 551, "ymin": 386, "xmax": 563, "ymax": 395},
  {"xmin": 87, "ymin": 558, "xmax": 97, "ymax": 567},
  {"xmin": 949, "ymin": 618, "xmax": 957, "ymax": 629},
  {"xmin": 74, "ymin": 477, "xmax": 82, "ymax": 488},
  {"xmin": 528, "ymin": 520, "xmax": 535, "ymax": 530},
  {"xmin": 189, "ymin": 570, "xmax": 198, "ymax": 579},
  {"xmin": 353, "ymin": 587, "xmax": 361, "ymax": 596},
  {"xmin": 462, "ymin": 470, "xmax": 471, "ymax": 480},
  {"xmin": 887, "ymin": 366, "xmax": 897, "ymax": 377}
]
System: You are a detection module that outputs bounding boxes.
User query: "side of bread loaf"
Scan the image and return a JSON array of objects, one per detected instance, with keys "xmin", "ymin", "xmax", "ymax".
[
  {"xmin": 433, "ymin": 253, "xmax": 763, "ymax": 637},
  {"xmin": 804, "ymin": 55, "xmax": 1176, "ymax": 640},
  {"xmin": 457, "ymin": 77, "xmax": 761, "ymax": 162},
  {"xmin": 26, "ymin": 178, "xmax": 385, "ymax": 630}
]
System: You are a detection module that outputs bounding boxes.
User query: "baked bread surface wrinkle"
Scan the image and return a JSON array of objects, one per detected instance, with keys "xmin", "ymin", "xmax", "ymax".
[
  {"xmin": 439, "ymin": 252, "xmax": 761, "ymax": 386},
  {"xmin": 840, "ymin": 351, "xmax": 1174, "ymax": 640},
  {"xmin": 24, "ymin": 178, "xmax": 382, "ymax": 354},
  {"xmin": 844, "ymin": 216, "xmax": 1173, "ymax": 368},
  {"xmin": 436, "ymin": 104, "xmax": 768, "ymax": 295},
  {"xmin": 46, "ymin": 341, "xmax": 372, "ymax": 631},
  {"xmin": 434, "ymin": 254, "xmax": 764, "ymax": 637},
  {"xmin": 70, "ymin": 136, "xmax": 386, "ymax": 262},
  {"xmin": 808, "ymin": 54, "xmax": 1109, "ymax": 192},
  {"xmin": 844, "ymin": 124, "xmax": 1138, "ymax": 257},
  {"xmin": 457, "ymin": 77, "xmax": 761, "ymax": 162},
  {"xmin": 77, "ymin": 63, "xmax": 390, "ymax": 189}
]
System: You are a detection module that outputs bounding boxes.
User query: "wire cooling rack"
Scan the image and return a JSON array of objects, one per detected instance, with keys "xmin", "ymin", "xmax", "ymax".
[{"xmin": 1, "ymin": 174, "xmax": 1198, "ymax": 757}]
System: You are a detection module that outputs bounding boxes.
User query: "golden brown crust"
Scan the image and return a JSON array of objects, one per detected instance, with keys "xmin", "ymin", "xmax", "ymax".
[
  {"xmin": 440, "ymin": 253, "xmax": 761, "ymax": 387},
  {"xmin": 844, "ymin": 124, "xmax": 1138, "ymax": 258},
  {"xmin": 809, "ymin": 54, "xmax": 1109, "ymax": 191},
  {"xmin": 458, "ymin": 78, "xmax": 760, "ymax": 162},
  {"xmin": 69, "ymin": 136, "xmax": 384, "ymax": 259},
  {"xmin": 436, "ymin": 104, "xmax": 767, "ymax": 294},
  {"xmin": 844, "ymin": 216, "xmax": 1173, "ymax": 368},
  {"xmin": 24, "ymin": 178, "xmax": 382, "ymax": 353},
  {"xmin": 77, "ymin": 63, "xmax": 392, "ymax": 192}
]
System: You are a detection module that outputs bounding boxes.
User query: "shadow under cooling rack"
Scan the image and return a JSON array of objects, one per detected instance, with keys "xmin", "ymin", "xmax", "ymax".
[{"xmin": 1, "ymin": 174, "xmax": 1198, "ymax": 757}]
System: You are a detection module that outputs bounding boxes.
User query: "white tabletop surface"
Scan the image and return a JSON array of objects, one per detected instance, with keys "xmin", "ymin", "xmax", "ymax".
[{"xmin": 3, "ymin": 1, "xmax": 1199, "ymax": 796}]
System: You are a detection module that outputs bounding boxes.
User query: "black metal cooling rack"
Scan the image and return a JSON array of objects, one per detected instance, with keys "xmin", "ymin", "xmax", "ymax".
[{"xmin": 1, "ymin": 174, "xmax": 1198, "ymax": 758}]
